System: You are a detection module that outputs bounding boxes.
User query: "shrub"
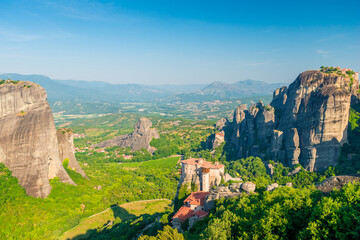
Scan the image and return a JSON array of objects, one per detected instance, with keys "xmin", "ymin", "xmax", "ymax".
[{"xmin": 62, "ymin": 158, "xmax": 70, "ymax": 169}]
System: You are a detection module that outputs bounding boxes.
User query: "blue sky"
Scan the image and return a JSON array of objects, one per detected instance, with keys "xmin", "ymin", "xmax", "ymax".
[{"xmin": 0, "ymin": 0, "xmax": 359, "ymax": 84}]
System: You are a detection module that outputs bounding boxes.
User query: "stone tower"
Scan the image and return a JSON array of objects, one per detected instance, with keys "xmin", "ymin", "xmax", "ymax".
[{"xmin": 201, "ymin": 168, "xmax": 210, "ymax": 192}]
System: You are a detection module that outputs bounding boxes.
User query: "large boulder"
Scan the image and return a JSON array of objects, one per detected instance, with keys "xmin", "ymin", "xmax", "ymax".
[
  {"xmin": 241, "ymin": 182, "xmax": 256, "ymax": 193},
  {"xmin": 266, "ymin": 183, "xmax": 279, "ymax": 191}
]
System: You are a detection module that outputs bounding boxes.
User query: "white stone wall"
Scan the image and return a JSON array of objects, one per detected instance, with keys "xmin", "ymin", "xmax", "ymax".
[{"xmin": 202, "ymin": 172, "xmax": 210, "ymax": 191}]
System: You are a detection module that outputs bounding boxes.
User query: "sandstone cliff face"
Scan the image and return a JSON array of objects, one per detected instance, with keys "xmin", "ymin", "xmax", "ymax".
[
  {"xmin": 0, "ymin": 81, "xmax": 75, "ymax": 198},
  {"xmin": 229, "ymin": 69, "xmax": 359, "ymax": 171},
  {"xmin": 231, "ymin": 102, "xmax": 275, "ymax": 159},
  {"xmin": 94, "ymin": 118, "xmax": 160, "ymax": 153},
  {"xmin": 57, "ymin": 129, "xmax": 88, "ymax": 178}
]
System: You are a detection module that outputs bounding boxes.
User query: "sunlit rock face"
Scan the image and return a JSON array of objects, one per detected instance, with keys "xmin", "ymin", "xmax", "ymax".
[
  {"xmin": 94, "ymin": 118, "xmax": 160, "ymax": 153},
  {"xmin": 231, "ymin": 102, "xmax": 275, "ymax": 160},
  {"xmin": 230, "ymin": 69, "xmax": 359, "ymax": 171},
  {"xmin": 0, "ymin": 81, "xmax": 75, "ymax": 198},
  {"xmin": 57, "ymin": 129, "xmax": 87, "ymax": 178}
]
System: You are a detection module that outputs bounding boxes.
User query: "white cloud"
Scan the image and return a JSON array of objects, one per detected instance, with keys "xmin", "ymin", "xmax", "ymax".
[{"xmin": 315, "ymin": 49, "xmax": 329, "ymax": 55}]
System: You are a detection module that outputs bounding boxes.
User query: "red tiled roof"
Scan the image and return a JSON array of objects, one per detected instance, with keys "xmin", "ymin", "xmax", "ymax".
[
  {"xmin": 194, "ymin": 210, "xmax": 209, "ymax": 218},
  {"xmin": 215, "ymin": 132, "xmax": 224, "ymax": 136},
  {"xmin": 184, "ymin": 191, "xmax": 209, "ymax": 206},
  {"xmin": 172, "ymin": 206, "xmax": 194, "ymax": 221},
  {"xmin": 181, "ymin": 158, "xmax": 224, "ymax": 169}
]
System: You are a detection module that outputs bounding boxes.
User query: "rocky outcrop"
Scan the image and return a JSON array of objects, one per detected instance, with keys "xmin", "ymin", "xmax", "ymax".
[
  {"xmin": 57, "ymin": 129, "xmax": 87, "ymax": 178},
  {"xmin": 266, "ymin": 182, "xmax": 292, "ymax": 191},
  {"xmin": 316, "ymin": 175, "xmax": 360, "ymax": 193},
  {"xmin": 0, "ymin": 80, "xmax": 75, "ymax": 198},
  {"xmin": 204, "ymin": 184, "xmax": 242, "ymax": 210},
  {"xmin": 229, "ymin": 69, "xmax": 359, "ymax": 171},
  {"xmin": 94, "ymin": 118, "xmax": 160, "ymax": 153},
  {"xmin": 223, "ymin": 173, "xmax": 242, "ymax": 182},
  {"xmin": 241, "ymin": 182, "xmax": 256, "ymax": 193},
  {"xmin": 206, "ymin": 118, "xmax": 228, "ymax": 150},
  {"xmin": 212, "ymin": 131, "xmax": 225, "ymax": 149},
  {"xmin": 266, "ymin": 183, "xmax": 279, "ymax": 191},
  {"xmin": 204, "ymin": 181, "xmax": 256, "ymax": 210},
  {"xmin": 215, "ymin": 118, "xmax": 227, "ymax": 131},
  {"xmin": 288, "ymin": 166, "xmax": 302, "ymax": 176},
  {"xmin": 231, "ymin": 102, "xmax": 275, "ymax": 159}
]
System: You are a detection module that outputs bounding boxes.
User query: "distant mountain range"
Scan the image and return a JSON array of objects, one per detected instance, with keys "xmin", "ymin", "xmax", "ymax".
[
  {"xmin": 171, "ymin": 80, "xmax": 286, "ymax": 102},
  {"xmin": 0, "ymin": 73, "xmax": 171, "ymax": 103},
  {"xmin": 0, "ymin": 73, "xmax": 287, "ymax": 103}
]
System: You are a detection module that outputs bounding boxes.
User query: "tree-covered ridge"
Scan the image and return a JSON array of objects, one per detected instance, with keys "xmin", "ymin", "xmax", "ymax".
[{"xmin": 187, "ymin": 183, "xmax": 360, "ymax": 239}]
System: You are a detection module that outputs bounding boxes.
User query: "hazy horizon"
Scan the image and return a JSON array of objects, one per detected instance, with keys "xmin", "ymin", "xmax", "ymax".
[
  {"xmin": 0, "ymin": 72, "xmax": 291, "ymax": 86},
  {"xmin": 0, "ymin": 0, "xmax": 359, "ymax": 84}
]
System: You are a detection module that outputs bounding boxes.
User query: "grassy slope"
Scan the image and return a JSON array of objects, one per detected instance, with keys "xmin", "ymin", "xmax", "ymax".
[
  {"xmin": 61, "ymin": 199, "xmax": 172, "ymax": 240},
  {"xmin": 0, "ymin": 156, "xmax": 180, "ymax": 239}
]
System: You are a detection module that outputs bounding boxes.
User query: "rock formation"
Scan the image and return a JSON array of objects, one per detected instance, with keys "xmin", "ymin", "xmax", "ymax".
[
  {"xmin": 266, "ymin": 183, "xmax": 279, "ymax": 191},
  {"xmin": 229, "ymin": 69, "xmax": 359, "ymax": 171},
  {"xmin": 212, "ymin": 131, "xmax": 225, "ymax": 149},
  {"xmin": 215, "ymin": 118, "xmax": 227, "ymax": 131},
  {"xmin": 241, "ymin": 181, "xmax": 256, "ymax": 193},
  {"xmin": 231, "ymin": 102, "xmax": 275, "ymax": 159},
  {"xmin": 204, "ymin": 181, "xmax": 256, "ymax": 211},
  {"xmin": 57, "ymin": 128, "xmax": 87, "ymax": 178},
  {"xmin": 94, "ymin": 118, "xmax": 160, "ymax": 153},
  {"xmin": 0, "ymin": 80, "xmax": 75, "ymax": 198},
  {"xmin": 316, "ymin": 175, "xmax": 360, "ymax": 193}
]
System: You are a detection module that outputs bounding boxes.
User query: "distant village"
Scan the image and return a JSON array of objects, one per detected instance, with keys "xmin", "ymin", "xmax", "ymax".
[{"xmin": 73, "ymin": 133, "xmax": 133, "ymax": 161}]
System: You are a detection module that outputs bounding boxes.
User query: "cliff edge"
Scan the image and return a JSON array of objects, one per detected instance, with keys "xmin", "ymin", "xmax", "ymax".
[
  {"xmin": 57, "ymin": 128, "xmax": 88, "ymax": 178},
  {"xmin": 0, "ymin": 80, "xmax": 75, "ymax": 198},
  {"xmin": 230, "ymin": 67, "xmax": 359, "ymax": 171}
]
